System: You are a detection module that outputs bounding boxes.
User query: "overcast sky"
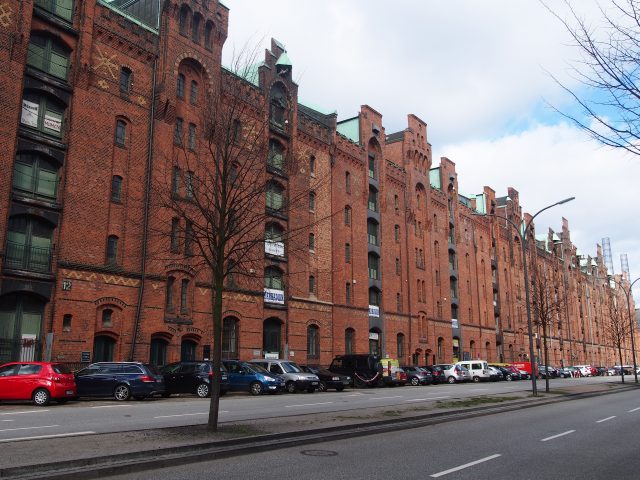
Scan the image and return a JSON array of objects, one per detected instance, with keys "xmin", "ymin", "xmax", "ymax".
[{"xmin": 221, "ymin": 0, "xmax": 640, "ymax": 298}]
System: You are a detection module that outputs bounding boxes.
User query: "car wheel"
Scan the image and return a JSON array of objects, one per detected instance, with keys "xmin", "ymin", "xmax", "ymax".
[
  {"xmin": 196, "ymin": 383, "xmax": 210, "ymax": 398},
  {"xmin": 473, "ymin": 376, "xmax": 480, "ymax": 383},
  {"xmin": 506, "ymin": 375, "xmax": 512, "ymax": 381},
  {"xmin": 286, "ymin": 381, "xmax": 297, "ymax": 394},
  {"xmin": 33, "ymin": 388, "xmax": 50, "ymax": 406},
  {"xmin": 447, "ymin": 376, "xmax": 456, "ymax": 384},
  {"xmin": 336, "ymin": 385, "xmax": 344, "ymax": 392},
  {"xmin": 318, "ymin": 382, "xmax": 328, "ymax": 392},
  {"xmin": 250, "ymin": 382, "xmax": 263, "ymax": 396},
  {"xmin": 114, "ymin": 384, "xmax": 131, "ymax": 401},
  {"xmin": 410, "ymin": 377, "xmax": 420, "ymax": 386}
]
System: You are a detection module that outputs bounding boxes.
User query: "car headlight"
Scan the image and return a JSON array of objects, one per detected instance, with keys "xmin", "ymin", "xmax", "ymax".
[
  {"xmin": 264, "ymin": 376, "xmax": 275, "ymax": 382},
  {"xmin": 332, "ymin": 376, "xmax": 340, "ymax": 381}
]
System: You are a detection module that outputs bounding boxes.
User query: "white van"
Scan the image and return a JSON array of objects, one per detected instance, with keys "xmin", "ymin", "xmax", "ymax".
[{"xmin": 455, "ymin": 360, "xmax": 491, "ymax": 382}]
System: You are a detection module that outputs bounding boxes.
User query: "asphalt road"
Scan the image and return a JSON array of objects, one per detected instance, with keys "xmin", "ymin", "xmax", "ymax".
[
  {"xmin": 0, "ymin": 376, "xmax": 620, "ymax": 443},
  {"xmin": 106, "ymin": 387, "xmax": 640, "ymax": 480}
]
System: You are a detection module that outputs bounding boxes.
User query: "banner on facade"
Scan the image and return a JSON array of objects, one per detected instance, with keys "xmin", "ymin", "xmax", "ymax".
[
  {"xmin": 264, "ymin": 240, "xmax": 284, "ymax": 257},
  {"xmin": 369, "ymin": 332, "xmax": 379, "ymax": 340},
  {"xmin": 369, "ymin": 305, "xmax": 380, "ymax": 317},
  {"xmin": 264, "ymin": 288, "xmax": 284, "ymax": 304},
  {"xmin": 21, "ymin": 100, "xmax": 39, "ymax": 127},
  {"xmin": 452, "ymin": 319, "xmax": 459, "ymax": 328}
]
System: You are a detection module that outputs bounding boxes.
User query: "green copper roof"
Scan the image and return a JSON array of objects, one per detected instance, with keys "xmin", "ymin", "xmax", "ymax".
[
  {"xmin": 223, "ymin": 62, "xmax": 262, "ymax": 87},
  {"xmin": 337, "ymin": 117, "xmax": 360, "ymax": 144},
  {"xmin": 276, "ymin": 52, "xmax": 292, "ymax": 67},
  {"xmin": 99, "ymin": 0, "xmax": 160, "ymax": 32},
  {"xmin": 299, "ymin": 100, "xmax": 337, "ymax": 116}
]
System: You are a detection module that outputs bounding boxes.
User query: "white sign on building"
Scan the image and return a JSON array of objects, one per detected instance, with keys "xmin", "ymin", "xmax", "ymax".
[
  {"xmin": 369, "ymin": 305, "xmax": 380, "ymax": 317},
  {"xmin": 264, "ymin": 288, "xmax": 285, "ymax": 305},
  {"xmin": 21, "ymin": 100, "xmax": 39, "ymax": 128},
  {"xmin": 264, "ymin": 240, "xmax": 285, "ymax": 257}
]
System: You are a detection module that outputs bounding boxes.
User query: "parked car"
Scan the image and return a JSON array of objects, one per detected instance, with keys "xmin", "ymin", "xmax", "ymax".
[
  {"xmin": 490, "ymin": 365, "xmax": 520, "ymax": 381},
  {"xmin": 0, "ymin": 362, "xmax": 76, "ymax": 406},
  {"xmin": 161, "ymin": 361, "xmax": 229, "ymax": 398},
  {"xmin": 222, "ymin": 360, "xmax": 285, "ymax": 395},
  {"xmin": 248, "ymin": 359, "xmax": 320, "ymax": 393},
  {"xmin": 487, "ymin": 366, "xmax": 503, "ymax": 381},
  {"xmin": 538, "ymin": 366, "xmax": 558, "ymax": 379},
  {"xmin": 574, "ymin": 365, "xmax": 593, "ymax": 377},
  {"xmin": 436, "ymin": 364, "xmax": 471, "ymax": 384},
  {"xmin": 329, "ymin": 354, "xmax": 383, "ymax": 388},
  {"xmin": 402, "ymin": 366, "xmax": 433, "ymax": 386},
  {"xmin": 558, "ymin": 367, "xmax": 573, "ymax": 378},
  {"xmin": 75, "ymin": 362, "xmax": 165, "ymax": 401},
  {"xmin": 421, "ymin": 365, "xmax": 445, "ymax": 384},
  {"xmin": 299, "ymin": 365, "xmax": 351, "ymax": 392},
  {"xmin": 455, "ymin": 360, "xmax": 491, "ymax": 382}
]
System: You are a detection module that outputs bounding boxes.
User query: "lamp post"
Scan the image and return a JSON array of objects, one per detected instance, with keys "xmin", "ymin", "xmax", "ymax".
[
  {"xmin": 610, "ymin": 276, "xmax": 639, "ymax": 384},
  {"xmin": 477, "ymin": 196, "xmax": 575, "ymax": 396}
]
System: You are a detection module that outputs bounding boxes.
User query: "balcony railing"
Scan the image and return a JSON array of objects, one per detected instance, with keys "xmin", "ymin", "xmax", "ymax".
[{"xmin": 4, "ymin": 241, "xmax": 52, "ymax": 273}]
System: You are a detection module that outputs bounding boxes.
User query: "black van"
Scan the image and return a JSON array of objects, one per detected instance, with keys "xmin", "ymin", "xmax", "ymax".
[{"xmin": 329, "ymin": 354, "xmax": 383, "ymax": 388}]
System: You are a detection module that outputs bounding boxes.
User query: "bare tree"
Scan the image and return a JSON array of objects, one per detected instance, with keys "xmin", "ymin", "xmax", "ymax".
[
  {"xmin": 546, "ymin": 0, "xmax": 640, "ymax": 156},
  {"xmin": 150, "ymin": 47, "xmax": 330, "ymax": 430},
  {"xmin": 604, "ymin": 284, "xmax": 631, "ymax": 383},
  {"xmin": 530, "ymin": 263, "xmax": 566, "ymax": 392}
]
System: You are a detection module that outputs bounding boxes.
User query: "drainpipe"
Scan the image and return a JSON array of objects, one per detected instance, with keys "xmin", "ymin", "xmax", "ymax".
[{"xmin": 129, "ymin": 57, "xmax": 158, "ymax": 361}]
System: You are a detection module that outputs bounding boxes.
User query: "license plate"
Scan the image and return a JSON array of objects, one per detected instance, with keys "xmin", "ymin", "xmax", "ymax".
[
  {"xmin": 312, "ymin": 382, "xmax": 318, "ymax": 385},
  {"xmin": 65, "ymin": 390, "xmax": 74, "ymax": 395}
]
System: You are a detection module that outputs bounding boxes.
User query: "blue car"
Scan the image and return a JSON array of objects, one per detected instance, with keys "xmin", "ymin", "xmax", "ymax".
[
  {"xmin": 222, "ymin": 360, "xmax": 285, "ymax": 395},
  {"xmin": 75, "ymin": 362, "xmax": 165, "ymax": 401}
]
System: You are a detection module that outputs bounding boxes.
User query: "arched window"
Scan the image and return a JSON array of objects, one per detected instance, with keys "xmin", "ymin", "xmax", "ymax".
[
  {"xmin": 345, "ymin": 171, "xmax": 351, "ymax": 193},
  {"xmin": 307, "ymin": 325, "xmax": 319, "ymax": 359},
  {"xmin": 309, "ymin": 155, "xmax": 316, "ymax": 176},
  {"xmin": 437, "ymin": 337, "xmax": 444, "ymax": 363},
  {"xmin": 265, "ymin": 222, "xmax": 285, "ymax": 257},
  {"xmin": 27, "ymin": 33, "xmax": 71, "ymax": 80},
  {"xmin": 368, "ymin": 253, "xmax": 379, "ymax": 280},
  {"xmin": 222, "ymin": 317, "xmax": 239, "ymax": 359},
  {"xmin": 180, "ymin": 279, "xmax": 189, "ymax": 314},
  {"xmin": 344, "ymin": 243, "xmax": 351, "ymax": 263},
  {"xmin": 345, "ymin": 328, "xmax": 355, "ymax": 354},
  {"xmin": 368, "ymin": 186, "xmax": 378, "ymax": 212},
  {"xmin": 344, "ymin": 206, "xmax": 351, "ymax": 226},
  {"xmin": 119, "ymin": 67, "xmax": 131, "ymax": 93},
  {"xmin": 13, "ymin": 152, "xmax": 59, "ymax": 200},
  {"xmin": 6, "ymin": 215, "xmax": 54, "ymax": 272},
  {"xmin": 0, "ymin": 293, "xmax": 45, "ymax": 360},
  {"xmin": 269, "ymin": 83, "xmax": 288, "ymax": 128},
  {"xmin": 192, "ymin": 13, "xmax": 202, "ymax": 43},
  {"xmin": 266, "ymin": 181, "xmax": 285, "ymax": 212},
  {"xmin": 263, "ymin": 318, "xmax": 281, "ymax": 355},
  {"xmin": 264, "ymin": 266, "xmax": 283, "ymax": 290},
  {"xmin": 309, "ymin": 192, "xmax": 316, "ymax": 211},
  {"xmin": 111, "ymin": 175, "xmax": 122, "ymax": 203},
  {"xmin": 106, "ymin": 235, "xmax": 118, "ymax": 264},
  {"xmin": 21, "ymin": 91, "xmax": 65, "ymax": 138},
  {"xmin": 394, "ymin": 225, "xmax": 400, "ymax": 242},
  {"xmin": 176, "ymin": 74, "xmax": 185, "ymax": 99},
  {"xmin": 368, "ymin": 287, "xmax": 380, "ymax": 306},
  {"xmin": 179, "ymin": 5, "xmax": 190, "ymax": 36},
  {"xmin": 181, "ymin": 338, "xmax": 197, "ymax": 361},
  {"xmin": 308, "ymin": 275, "xmax": 315, "ymax": 294},
  {"xmin": 204, "ymin": 21, "xmax": 214, "ymax": 50},
  {"xmin": 101, "ymin": 309, "xmax": 113, "ymax": 328},
  {"xmin": 115, "ymin": 119, "xmax": 126, "ymax": 146},
  {"xmin": 190, "ymin": 80, "xmax": 198, "ymax": 105},
  {"xmin": 62, "ymin": 314, "xmax": 72, "ymax": 332},
  {"xmin": 397, "ymin": 333, "xmax": 405, "ymax": 359},
  {"xmin": 308, "ymin": 233, "xmax": 315, "ymax": 251},
  {"xmin": 267, "ymin": 140, "xmax": 284, "ymax": 172},
  {"xmin": 434, "ymin": 241, "xmax": 440, "ymax": 257},
  {"xmin": 367, "ymin": 219, "xmax": 379, "ymax": 246}
]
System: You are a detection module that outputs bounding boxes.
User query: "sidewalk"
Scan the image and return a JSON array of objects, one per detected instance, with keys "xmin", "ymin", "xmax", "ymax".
[{"xmin": 2, "ymin": 381, "xmax": 637, "ymax": 479}]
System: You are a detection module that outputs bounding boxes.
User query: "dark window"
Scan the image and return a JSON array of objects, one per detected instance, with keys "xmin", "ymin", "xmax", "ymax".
[
  {"xmin": 172, "ymin": 167, "xmax": 181, "ymax": 196},
  {"xmin": 345, "ymin": 328, "xmax": 354, "ymax": 354},
  {"xmin": 102, "ymin": 309, "xmax": 113, "ymax": 328},
  {"xmin": 368, "ymin": 253, "xmax": 379, "ymax": 280},
  {"xmin": 21, "ymin": 92, "xmax": 64, "ymax": 138},
  {"xmin": 369, "ymin": 288, "xmax": 380, "ymax": 306},
  {"xmin": 309, "ymin": 192, "xmax": 316, "ymax": 211},
  {"xmin": 106, "ymin": 235, "xmax": 118, "ymax": 264},
  {"xmin": 368, "ymin": 153, "xmax": 376, "ymax": 179},
  {"xmin": 309, "ymin": 155, "xmax": 316, "ymax": 176},
  {"xmin": 179, "ymin": 5, "xmax": 189, "ymax": 36},
  {"xmin": 62, "ymin": 314, "xmax": 72, "ymax": 332},
  {"xmin": 181, "ymin": 339, "xmax": 197, "ymax": 362},
  {"xmin": 204, "ymin": 21, "xmax": 214, "ymax": 50},
  {"xmin": 174, "ymin": 118, "xmax": 183, "ymax": 145},
  {"xmin": 119, "ymin": 67, "xmax": 131, "ymax": 93},
  {"xmin": 267, "ymin": 140, "xmax": 284, "ymax": 172},
  {"xmin": 93, "ymin": 336, "xmax": 115, "ymax": 362},
  {"xmin": 307, "ymin": 325, "xmax": 319, "ymax": 359},
  {"xmin": 345, "ymin": 243, "xmax": 351, "ymax": 263},
  {"xmin": 222, "ymin": 317, "xmax": 239, "ymax": 359},
  {"xmin": 396, "ymin": 293, "xmax": 402, "ymax": 312},
  {"xmin": 5, "ymin": 216, "xmax": 53, "ymax": 272},
  {"xmin": 192, "ymin": 14, "xmax": 201, "ymax": 43},
  {"xmin": 111, "ymin": 175, "xmax": 122, "ymax": 202},
  {"xmin": 115, "ymin": 120, "xmax": 126, "ymax": 146},
  {"xmin": 263, "ymin": 318, "xmax": 281, "ymax": 354},
  {"xmin": 397, "ymin": 333, "xmax": 405, "ymax": 358},
  {"xmin": 35, "ymin": 0, "xmax": 73, "ymax": 22},
  {"xmin": 269, "ymin": 83, "xmax": 288, "ymax": 128},
  {"xmin": 188, "ymin": 124, "xmax": 196, "ymax": 150},
  {"xmin": 13, "ymin": 153, "xmax": 59, "ymax": 200},
  {"xmin": 265, "ymin": 267, "xmax": 283, "ymax": 290},
  {"xmin": 309, "ymin": 233, "xmax": 315, "ymax": 251},
  {"xmin": 344, "ymin": 206, "xmax": 351, "ymax": 226},
  {"xmin": 232, "ymin": 119, "xmax": 242, "ymax": 142},
  {"xmin": 368, "ymin": 187, "xmax": 378, "ymax": 212},
  {"xmin": 345, "ymin": 172, "xmax": 351, "ymax": 193},
  {"xmin": 308, "ymin": 275, "xmax": 315, "ymax": 294},
  {"xmin": 185, "ymin": 220, "xmax": 193, "ymax": 255},
  {"xmin": 180, "ymin": 279, "xmax": 189, "ymax": 314},
  {"xmin": 170, "ymin": 218, "xmax": 180, "ymax": 252},
  {"xmin": 177, "ymin": 74, "xmax": 185, "ymax": 99},
  {"xmin": 149, "ymin": 338, "xmax": 168, "ymax": 366},
  {"xmin": 190, "ymin": 81, "xmax": 198, "ymax": 105},
  {"xmin": 367, "ymin": 220, "xmax": 378, "ymax": 246},
  {"xmin": 395, "ymin": 225, "xmax": 400, "ymax": 242},
  {"xmin": 266, "ymin": 181, "xmax": 285, "ymax": 212},
  {"xmin": 395, "ymin": 258, "xmax": 401, "ymax": 275},
  {"xmin": 185, "ymin": 171, "xmax": 194, "ymax": 198},
  {"xmin": 166, "ymin": 276, "xmax": 175, "ymax": 310},
  {"xmin": 345, "ymin": 282, "xmax": 352, "ymax": 304},
  {"xmin": 27, "ymin": 33, "xmax": 70, "ymax": 80}
]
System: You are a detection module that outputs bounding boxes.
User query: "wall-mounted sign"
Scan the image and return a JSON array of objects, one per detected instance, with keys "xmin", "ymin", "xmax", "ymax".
[
  {"xmin": 62, "ymin": 280, "xmax": 72, "ymax": 291},
  {"xmin": 264, "ymin": 288, "xmax": 285, "ymax": 304},
  {"xmin": 264, "ymin": 240, "xmax": 285, "ymax": 257},
  {"xmin": 81, "ymin": 351, "xmax": 91, "ymax": 362},
  {"xmin": 368, "ymin": 305, "xmax": 380, "ymax": 317}
]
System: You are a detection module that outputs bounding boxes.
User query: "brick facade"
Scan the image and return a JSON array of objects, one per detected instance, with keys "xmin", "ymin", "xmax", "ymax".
[{"xmin": 0, "ymin": 0, "xmax": 636, "ymax": 369}]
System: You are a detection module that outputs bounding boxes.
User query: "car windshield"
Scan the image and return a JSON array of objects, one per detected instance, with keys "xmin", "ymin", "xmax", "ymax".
[
  {"xmin": 143, "ymin": 364, "xmax": 160, "ymax": 375},
  {"xmin": 440, "ymin": 364, "xmax": 453, "ymax": 370},
  {"xmin": 281, "ymin": 362, "xmax": 302, "ymax": 373}
]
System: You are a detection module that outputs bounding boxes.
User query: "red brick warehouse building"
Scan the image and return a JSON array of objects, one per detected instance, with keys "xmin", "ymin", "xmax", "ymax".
[{"xmin": 0, "ymin": 0, "xmax": 636, "ymax": 368}]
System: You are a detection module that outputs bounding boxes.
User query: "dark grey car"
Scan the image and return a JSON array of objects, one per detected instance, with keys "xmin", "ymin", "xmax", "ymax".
[{"xmin": 402, "ymin": 366, "xmax": 433, "ymax": 386}]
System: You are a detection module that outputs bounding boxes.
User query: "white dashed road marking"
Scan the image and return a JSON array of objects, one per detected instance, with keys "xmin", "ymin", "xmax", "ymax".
[
  {"xmin": 0, "ymin": 431, "xmax": 95, "ymax": 443},
  {"xmin": 430, "ymin": 454, "xmax": 502, "ymax": 477},
  {"xmin": 596, "ymin": 416, "xmax": 616, "ymax": 423},
  {"xmin": 541, "ymin": 430, "xmax": 575, "ymax": 442}
]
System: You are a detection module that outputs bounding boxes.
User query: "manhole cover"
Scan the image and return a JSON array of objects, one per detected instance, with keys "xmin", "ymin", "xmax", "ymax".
[{"xmin": 300, "ymin": 450, "xmax": 338, "ymax": 457}]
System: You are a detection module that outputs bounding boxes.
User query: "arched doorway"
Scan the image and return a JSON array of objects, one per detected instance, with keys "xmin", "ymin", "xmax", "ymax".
[
  {"xmin": 263, "ymin": 318, "xmax": 282, "ymax": 357},
  {"xmin": 222, "ymin": 316, "xmax": 240, "ymax": 359},
  {"xmin": 452, "ymin": 337, "xmax": 460, "ymax": 362},
  {"xmin": 93, "ymin": 335, "xmax": 116, "ymax": 362},
  {"xmin": 149, "ymin": 335, "xmax": 170, "ymax": 366},
  {"xmin": 181, "ymin": 338, "xmax": 197, "ymax": 361},
  {"xmin": 0, "ymin": 293, "xmax": 45, "ymax": 362}
]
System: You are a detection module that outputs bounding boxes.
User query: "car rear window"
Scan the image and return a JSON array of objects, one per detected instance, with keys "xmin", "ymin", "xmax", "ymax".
[
  {"xmin": 52, "ymin": 364, "xmax": 71, "ymax": 374},
  {"xmin": 121, "ymin": 365, "xmax": 143, "ymax": 374}
]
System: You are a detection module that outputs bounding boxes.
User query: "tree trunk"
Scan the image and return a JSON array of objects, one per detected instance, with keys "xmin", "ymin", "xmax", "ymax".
[
  {"xmin": 207, "ymin": 272, "xmax": 225, "ymax": 431},
  {"xmin": 543, "ymin": 322, "xmax": 550, "ymax": 393},
  {"xmin": 619, "ymin": 345, "xmax": 625, "ymax": 384}
]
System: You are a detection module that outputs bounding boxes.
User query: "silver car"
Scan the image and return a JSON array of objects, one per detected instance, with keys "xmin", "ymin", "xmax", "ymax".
[
  {"xmin": 248, "ymin": 359, "xmax": 320, "ymax": 393},
  {"xmin": 436, "ymin": 364, "xmax": 472, "ymax": 384}
]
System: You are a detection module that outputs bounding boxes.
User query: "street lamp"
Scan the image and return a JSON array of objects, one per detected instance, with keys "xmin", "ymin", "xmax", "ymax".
[
  {"xmin": 476, "ymin": 196, "xmax": 575, "ymax": 396},
  {"xmin": 609, "ymin": 276, "xmax": 639, "ymax": 384}
]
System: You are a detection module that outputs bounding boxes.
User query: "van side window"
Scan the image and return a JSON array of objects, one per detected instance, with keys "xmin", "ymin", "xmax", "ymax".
[{"xmin": 270, "ymin": 364, "xmax": 283, "ymax": 375}]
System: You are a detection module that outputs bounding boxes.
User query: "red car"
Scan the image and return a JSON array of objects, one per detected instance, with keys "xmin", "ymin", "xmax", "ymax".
[{"xmin": 0, "ymin": 362, "xmax": 76, "ymax": 406}]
